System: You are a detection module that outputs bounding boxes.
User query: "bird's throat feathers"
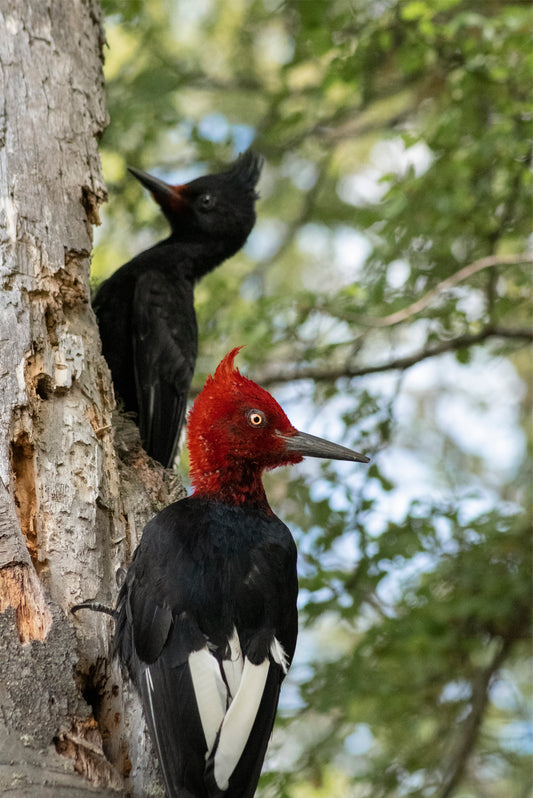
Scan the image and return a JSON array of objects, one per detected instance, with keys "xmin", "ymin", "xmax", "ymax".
[{"xmin": 190, "ymin": 460, "xmax": 272, "ymax": 509}]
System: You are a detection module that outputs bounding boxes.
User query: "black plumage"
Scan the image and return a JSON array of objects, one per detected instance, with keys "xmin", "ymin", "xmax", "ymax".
[{"xmin": 93, "ymin": 151, "xmax": 262, "ymax": 467}]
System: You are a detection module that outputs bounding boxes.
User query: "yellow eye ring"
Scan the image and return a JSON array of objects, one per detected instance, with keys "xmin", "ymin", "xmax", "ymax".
[{"xmin": 248, "ymin": 410, "xmax": 265, "ymax": 427}]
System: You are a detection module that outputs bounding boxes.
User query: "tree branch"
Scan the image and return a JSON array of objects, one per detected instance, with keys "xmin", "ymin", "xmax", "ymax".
[
  {"xmin": 257, "ymin": 325, "xmax": 533, "ymax": 387},
  {"xmin": 437, "ymin": 638, "xmax": 513, "ymax": 798},
  {"xmin": 346, "ymin": 254, "xmax": 533, "ymax": 328}
]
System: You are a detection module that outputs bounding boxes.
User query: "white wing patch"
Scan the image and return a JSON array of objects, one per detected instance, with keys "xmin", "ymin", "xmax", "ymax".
[
  {"xmin": 188, "ymin": 648, "xmax": 227, "ymax": 753},
  {"xmin": 270, "ymin": 636, "xmax": 289, "ymax": 674},
  {"xmin": 189, "ymin": 627, "xmax": 286, "ymax": 789},
  {"xmin": 213, "ymin": 657, "xmax": 270, "ymax": 790}
]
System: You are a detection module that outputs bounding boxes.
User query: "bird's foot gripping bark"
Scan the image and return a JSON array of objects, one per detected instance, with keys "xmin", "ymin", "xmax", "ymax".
[{"xmin": 71, "ymin": 601, "xmax": 116, "ymax": 618}]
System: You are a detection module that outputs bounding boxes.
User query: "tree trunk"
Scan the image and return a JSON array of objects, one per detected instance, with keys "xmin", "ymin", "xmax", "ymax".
[{"xmin": 0, "ymin": 1, "xmax": 182, "ymax": 794}]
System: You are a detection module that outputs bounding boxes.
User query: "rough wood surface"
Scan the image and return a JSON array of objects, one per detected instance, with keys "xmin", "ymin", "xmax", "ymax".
[{"xmin": 0, "ymin": 1, "xmax": 183, "ymax": 794}]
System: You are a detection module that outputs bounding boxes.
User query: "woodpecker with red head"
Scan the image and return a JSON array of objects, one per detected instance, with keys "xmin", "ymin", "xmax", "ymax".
[
  {"xmin": 113, "ymin": 348, "xmax": 370, "ymax": 798},
  {"xmin": 93, "ymin": 152, "xmax": 262, "ymax": 467}
]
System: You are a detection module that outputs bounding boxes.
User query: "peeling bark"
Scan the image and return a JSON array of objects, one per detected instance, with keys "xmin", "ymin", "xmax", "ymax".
[{"xmin": 0, "ymin": 1, "xmax": 182, "ymax": 795}]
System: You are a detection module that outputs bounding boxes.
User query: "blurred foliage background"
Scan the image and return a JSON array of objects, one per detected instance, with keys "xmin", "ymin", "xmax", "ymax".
[{"xmin": 93, "ymin": 1, "xmax": 532, "ymax": 796}]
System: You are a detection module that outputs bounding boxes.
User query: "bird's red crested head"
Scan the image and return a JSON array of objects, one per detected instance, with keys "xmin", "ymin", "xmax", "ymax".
[
  {"xmin": 187, "ymin": 348, "xmax": 370, "ymax": 506},
  {"xmin": 187, "ymin": 348, "xmax": 302, "ymax": 505}
]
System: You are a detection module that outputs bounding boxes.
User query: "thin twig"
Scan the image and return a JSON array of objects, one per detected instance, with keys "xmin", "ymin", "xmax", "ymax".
[{"xmin": 347, "ymin": 254, "xmax": 533, "ymax": 328}]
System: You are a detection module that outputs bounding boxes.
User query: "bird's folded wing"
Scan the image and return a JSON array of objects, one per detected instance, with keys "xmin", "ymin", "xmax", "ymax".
[
  {"xmin": 139, "ymin": 625, "xmax": 283, "ymax": 798},
  {"xmin": 183, "ymin": 627, "xmax": 272, "ymax": 787},
  {"xmin": 132, "ymin": 271, "xmax": 197, "ymax": 467},
  {"xmin": 204, "ymin": 657, "xmax": 283, "ymax": 798},
  {"xmin": 208, "ymin": 656, "xmax": 270, "ymax": 791},
  {"xmin": 189, "ymin": 647, "xmax": 228, "ymax": 753}
]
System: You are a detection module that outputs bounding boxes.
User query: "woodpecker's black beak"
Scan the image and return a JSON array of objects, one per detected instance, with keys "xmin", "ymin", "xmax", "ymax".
[
  {"xmin": 281, "ymin": 430, "xmax": 370, "ymax": 463},
  {"xmin": 128, "ymin": 166, "xmax": 184, "ymax": 204}
]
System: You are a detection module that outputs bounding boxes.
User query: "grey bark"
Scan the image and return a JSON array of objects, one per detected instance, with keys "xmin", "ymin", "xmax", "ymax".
[{"xmin": 0, "ymin": 1, "xmax": 183, "ymax": 794}]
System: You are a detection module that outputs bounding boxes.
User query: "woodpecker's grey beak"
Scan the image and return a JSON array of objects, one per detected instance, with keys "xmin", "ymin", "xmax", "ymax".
[
  {"xmin": 128, "ymin": 166, "xmax": 180, "ymax": 201},
  {"xmin": 281, "ymin": 430, "xmax": 370, "ymax": 463}
]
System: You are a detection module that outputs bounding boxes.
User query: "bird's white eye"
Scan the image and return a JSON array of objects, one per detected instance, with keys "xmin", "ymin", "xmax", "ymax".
[
  {"xmin": 198, "ymin": 193, "xmax": 216, "ymax": 210},
  {"xmin": 248, "ymin": 410, "xmax": 265, "ymax": 427}
]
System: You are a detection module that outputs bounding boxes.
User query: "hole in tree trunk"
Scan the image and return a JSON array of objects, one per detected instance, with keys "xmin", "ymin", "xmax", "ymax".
[
  {"xmin": 34, "ymin": 373, "xmax": 54, "ymax": 400},
  {"xmin": 10, "ymin": 432, "xmax": 39, "ymax": 569}
]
